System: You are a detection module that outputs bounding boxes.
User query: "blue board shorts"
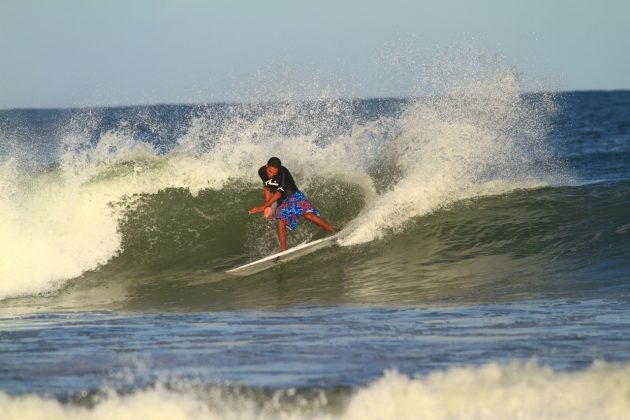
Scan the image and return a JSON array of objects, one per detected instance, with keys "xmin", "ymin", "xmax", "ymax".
[{"xmin": 275, "ymin": 191, "xmax": 320, "ymax": 231}]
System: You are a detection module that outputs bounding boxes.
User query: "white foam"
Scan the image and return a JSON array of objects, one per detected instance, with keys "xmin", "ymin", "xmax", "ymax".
[
  {"xmin": 1, "ymin": 361, "xmax": 628, "ymax": 420},
  {"xmin": 343, "ymin": 361, "xmax": 630, "ymax": 420},
  {"xmin": 0, "ymin": 160, "xmax": 122, "ymax": 299}
]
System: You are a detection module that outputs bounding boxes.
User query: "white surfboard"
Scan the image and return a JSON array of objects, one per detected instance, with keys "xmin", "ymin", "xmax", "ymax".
[{"xmin": 226, "ymin": 235, "xmax": 342, "ymax": 277}]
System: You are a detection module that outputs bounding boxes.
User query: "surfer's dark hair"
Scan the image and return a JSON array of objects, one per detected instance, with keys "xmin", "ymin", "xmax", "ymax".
[{"xmin": 267, "ymin": 157, "xmax": 281, "ymax": 168}]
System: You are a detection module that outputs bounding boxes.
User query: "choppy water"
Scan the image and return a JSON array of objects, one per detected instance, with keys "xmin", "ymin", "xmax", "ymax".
[{"xmin": 1, "ymin": 59, "xmax": 630, "ymax": 419}]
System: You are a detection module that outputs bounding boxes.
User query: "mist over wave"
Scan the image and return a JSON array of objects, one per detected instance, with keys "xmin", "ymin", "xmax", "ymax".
[{"xmin": 0, "ymin": 54, "xmax": 569, "ymax": 302}]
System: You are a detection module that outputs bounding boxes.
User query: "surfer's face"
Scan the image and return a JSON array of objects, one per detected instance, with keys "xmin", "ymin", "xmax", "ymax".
[{"xmin": 266, "ymin": 165, "xmax": 280, "ymax": 178}]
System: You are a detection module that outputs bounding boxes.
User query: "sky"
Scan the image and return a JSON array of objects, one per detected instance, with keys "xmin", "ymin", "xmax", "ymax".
[{"xmin": 1, "ymin": 0, "xmax": 629, "ymax": 109}]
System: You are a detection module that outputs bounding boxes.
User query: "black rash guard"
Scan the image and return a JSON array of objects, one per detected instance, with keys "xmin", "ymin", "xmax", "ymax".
[{"xmin": 258, "ymin": 165, "xmax": 298, "ymax": 200}]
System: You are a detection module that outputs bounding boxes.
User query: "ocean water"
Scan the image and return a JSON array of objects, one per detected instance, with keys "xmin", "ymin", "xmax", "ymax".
[{"xmin": 1, "ymin": 63, "xmax": 630, "ymax": 418}]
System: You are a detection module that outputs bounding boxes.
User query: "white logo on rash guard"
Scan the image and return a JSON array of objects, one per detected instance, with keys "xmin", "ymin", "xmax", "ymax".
[{"xmin": 265, "ymin": 177, "xmax": 284, "ymax": 191}]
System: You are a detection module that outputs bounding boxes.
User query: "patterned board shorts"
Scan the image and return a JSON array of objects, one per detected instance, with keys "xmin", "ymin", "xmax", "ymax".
[{"xmin": 275, "ymin": 191, "xmax": 320, "ymax": 231}]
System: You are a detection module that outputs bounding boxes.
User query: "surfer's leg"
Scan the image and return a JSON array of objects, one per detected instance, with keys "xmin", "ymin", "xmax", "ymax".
[
  {"xmin": 277, "ymin": 221, "xmax": 288, "ymax": 251},
  {"xmin": 303, "ymin": 212, "xmax": 336, "ymax": 234}
]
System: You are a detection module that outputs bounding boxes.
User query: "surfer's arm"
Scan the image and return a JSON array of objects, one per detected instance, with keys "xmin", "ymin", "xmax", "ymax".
[
  {"xmin": 263, "ymin": 186, "xmax": 273, "ymax": 202},
  {"xmin": 248, "ymin": 189, "xmax": 282, "ymax": 214}
]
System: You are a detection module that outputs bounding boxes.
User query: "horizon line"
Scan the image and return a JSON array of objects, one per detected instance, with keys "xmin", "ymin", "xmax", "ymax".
[{"xmin": 2, "ymin": 89, "xmax": 629, "ymax": 112}]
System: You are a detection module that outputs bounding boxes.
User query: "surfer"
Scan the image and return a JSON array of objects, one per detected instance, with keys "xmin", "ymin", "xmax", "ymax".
[{"xmin": 248, "ymin": 157, "xmax": 336, "ymax": 251}]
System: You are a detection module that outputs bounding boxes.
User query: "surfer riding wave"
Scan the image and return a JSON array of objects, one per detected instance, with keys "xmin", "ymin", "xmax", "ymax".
[{"xmin": 248, "ymin": 157, "xmax": 336, "ymax": 251}]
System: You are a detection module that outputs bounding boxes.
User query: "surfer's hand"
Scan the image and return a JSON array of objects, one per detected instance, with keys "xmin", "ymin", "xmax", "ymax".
[
  {"xmin": 248, "ymin": 205, "xmax": 264, "ymax": 215},
  {"xmin": 263, "ymin": 207, "xmax": 273, "ymax": 220}
]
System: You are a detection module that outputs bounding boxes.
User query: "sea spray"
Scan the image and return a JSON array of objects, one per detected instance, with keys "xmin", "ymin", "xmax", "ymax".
[{"xmin": 343, "ymin": 57, "xmax": 564, "ymax": 244}]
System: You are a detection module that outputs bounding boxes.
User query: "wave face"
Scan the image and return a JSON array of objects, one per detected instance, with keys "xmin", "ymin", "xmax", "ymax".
[{"xmin": 1, "ymin": 66, "xmax": 629, "ymax": 311}]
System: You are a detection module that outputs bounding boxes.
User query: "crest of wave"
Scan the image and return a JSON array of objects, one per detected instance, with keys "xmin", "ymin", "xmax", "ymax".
[{"xmin": 343, "ymin": 54, "xmax": 564, "ymax": 245}]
